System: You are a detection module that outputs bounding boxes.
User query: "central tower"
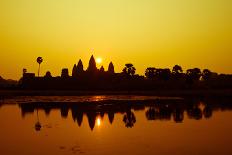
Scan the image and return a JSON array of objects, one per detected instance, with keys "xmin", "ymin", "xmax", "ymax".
[{"xmin": 87, "ymin": 55, "xmax": 97, "ymax": 73}]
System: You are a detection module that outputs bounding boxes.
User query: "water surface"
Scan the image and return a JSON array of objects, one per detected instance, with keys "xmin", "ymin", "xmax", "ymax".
[{"xmin": 0, "ymin": 96, "xmax": 232, "ymax": 155}]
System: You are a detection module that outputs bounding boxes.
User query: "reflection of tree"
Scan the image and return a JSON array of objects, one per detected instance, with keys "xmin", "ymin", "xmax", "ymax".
[
  {"xmin": 123, "ymin": 110, "xmax": 136, "ymax": 128},
  {"xmin": 146, "ymin": 107, "xmax": 156, "ymax": 120},
  {"xmin": 187, "ymin": 107, "xmax": 202, "ymax": 120},
  {"xmin": 173, "ymin": 109, "xmax": 184, "ymax": 123},
  {"xmin": 158, "ymin": 106, "xmax": 172, "ymax": 120},
  {"xmin": 35, "ymin": 109, "xmax": 42, "ymax": 131},
  {"xmin": 203, "ymin": 106, "xmax": 213, "ymax": 119},
  {"xmin": 146, "ymin": 106, "xmax": 182, "ymax": 122},
  {"xmin": 44, "ymin": 107, "xmax": 51, "ymax": 116}
]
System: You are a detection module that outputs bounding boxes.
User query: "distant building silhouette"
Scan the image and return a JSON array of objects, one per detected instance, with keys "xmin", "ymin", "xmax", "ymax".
[
  {"xmin": 61, "ymin": 68, "xmax": 69, "ymax": 78},
  {"xmin": 23, "ymin": 73, "xmax": 35, "ymax": 79}
]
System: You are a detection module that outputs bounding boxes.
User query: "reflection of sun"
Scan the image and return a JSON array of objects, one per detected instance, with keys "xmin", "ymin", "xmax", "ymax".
[
  {"xmin": 92, "ymin": 96, "xmax": 105, "ymax": 102},
  {"xmin": 97, "ymin": 117, "xmax": 101, "ymax": 127},
  {"xmin": 96, "ymin": 57, "xmax": 102, "ymax": 64}
]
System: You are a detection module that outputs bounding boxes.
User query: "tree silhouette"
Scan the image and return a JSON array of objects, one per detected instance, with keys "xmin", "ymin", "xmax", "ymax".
[
  {"xmin": 172, "ymin": 65, "xmax": 183, "ymax": 74},
  {"xmin": 145, "ymin": 67, "xmax": 156, "ymax": 79},
  {"xmin": 202, "ymin": 69, "xmax": 212, "ymax": 81},
  {"xmin": 156, "ymin": 68, "xmax": 171, "ymax": 81},
  {"xmin": 186, "ymin": 68, "xmax": 201, "ymax": 83},
  {"xmin": 44, "ymin": 71, "xmax": 52, "ymax": 78},
  {"xmin": 37, "ymin": 57, "xmax": 43, "ymax": 77},
  {"xmin": 123, "ymin": 63, "xmax": 136, "ymax": 77}
]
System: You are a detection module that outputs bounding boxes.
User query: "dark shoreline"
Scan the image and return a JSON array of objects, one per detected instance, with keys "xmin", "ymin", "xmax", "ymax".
[{"xmin": 0, "ymin": 89, "xmax": 232, "ymax": 98}]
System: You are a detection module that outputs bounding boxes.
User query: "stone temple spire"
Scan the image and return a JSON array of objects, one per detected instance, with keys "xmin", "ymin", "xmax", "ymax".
[
  {"xmin": 77, "ymin": 59, "xmax": 84, "ymax": 74},
  {"xmin": 87, "ymin": 55, "xmax": 97, "ymax": 73},
  {"xmin": 108, "ymin": 61, "xmax": 115, "ymax": 74}
]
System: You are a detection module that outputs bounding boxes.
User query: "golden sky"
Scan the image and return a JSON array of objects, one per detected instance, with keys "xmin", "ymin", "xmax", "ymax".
[{"xmin": 0, "ymin": 0, "xmax": 231, "ymax": 79}]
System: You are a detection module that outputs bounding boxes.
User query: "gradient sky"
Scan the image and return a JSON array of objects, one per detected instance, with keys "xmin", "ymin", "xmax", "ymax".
[{"xmin": 0, "ymin": 0, "xmax": 231, "ymax": 80}]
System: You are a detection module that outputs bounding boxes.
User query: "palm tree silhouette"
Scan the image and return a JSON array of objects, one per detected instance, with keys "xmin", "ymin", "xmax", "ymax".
[{"xmin": 37, "ymin": 57, "xmax": 43, "ymax": 77}]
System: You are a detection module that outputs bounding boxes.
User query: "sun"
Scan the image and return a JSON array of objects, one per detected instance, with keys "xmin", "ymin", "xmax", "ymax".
[{"xmin": 96, "ymin": 57, "xmax": 102, "ymax": 64}]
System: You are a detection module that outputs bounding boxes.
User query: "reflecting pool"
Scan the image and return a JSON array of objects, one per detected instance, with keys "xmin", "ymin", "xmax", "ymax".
[{"xmin": 0, "ymin": 96, "xmax": 232, "ymax": 155}]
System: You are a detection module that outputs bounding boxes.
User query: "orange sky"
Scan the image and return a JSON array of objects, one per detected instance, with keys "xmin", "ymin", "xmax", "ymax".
[{"xmin": 0, "ymin": 0, "xmax": 231, "ymax": 80}]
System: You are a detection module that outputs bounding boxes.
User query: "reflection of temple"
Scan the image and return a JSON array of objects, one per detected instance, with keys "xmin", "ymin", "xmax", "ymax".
[{"xmin": 18, "ymin": 98, "xmax": 232, "ymax": 130}]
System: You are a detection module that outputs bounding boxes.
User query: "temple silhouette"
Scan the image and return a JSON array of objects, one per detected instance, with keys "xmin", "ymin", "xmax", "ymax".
[
  {"xmin": 20, "ymin": 55, "xmax": 232, "ymax": 90},
  {"xmin": 22, "ymin": 55, "xmax": 118, "ymax": 89}
]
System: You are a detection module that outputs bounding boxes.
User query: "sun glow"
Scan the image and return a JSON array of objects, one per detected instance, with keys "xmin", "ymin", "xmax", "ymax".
[
  {"xmin": 97, "ymin": 118, "xmax": 101, "ymax": 127},
  {"xmin": 96, "ymin": 58, "xmax": 102, "ymax": 64}
]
